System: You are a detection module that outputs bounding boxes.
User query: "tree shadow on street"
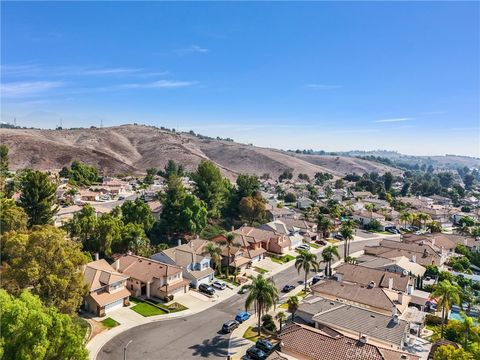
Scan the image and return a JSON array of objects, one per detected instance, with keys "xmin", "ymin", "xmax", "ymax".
[{"xmin": 189, "ymin": 335, "xmax": 251, "ymax": 358}]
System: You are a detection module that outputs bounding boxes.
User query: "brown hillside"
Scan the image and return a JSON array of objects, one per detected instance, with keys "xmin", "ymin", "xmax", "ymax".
[{"xmin": 0, "ymin": 124, "xmax": 401, "ymax": 178}]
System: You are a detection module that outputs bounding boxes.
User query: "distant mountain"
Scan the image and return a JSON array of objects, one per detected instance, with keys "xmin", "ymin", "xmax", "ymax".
[{"xmin": 0, "ymin": 124, "xmax": 405, "ymax": 178}]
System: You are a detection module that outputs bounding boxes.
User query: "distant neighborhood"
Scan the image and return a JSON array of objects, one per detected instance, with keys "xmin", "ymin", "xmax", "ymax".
[{"xmin": 2, "ymin": 142, "xmax": 480, "ymax": 360}]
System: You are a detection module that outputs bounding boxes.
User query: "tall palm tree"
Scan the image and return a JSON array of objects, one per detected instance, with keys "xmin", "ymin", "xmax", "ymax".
[
  {"xmin": 286, "ymin": 295, "xmax": 300, "ymax": 322},
  {"xmin": 205, "ymin": 242, "xmax": 222, "ymax": 276},
  {"xmin": 329, "ymin": 204, "xmax": 342, "ymax": 228},
  {"xmin": 322, "ymin": 245, "xmax": 340, "ymax": 277},
  {"xmin": 417, "ymin": 213, "xmax": 430, "ymax": 230},
  {"xmin": 432, "ymin": 280, "xmax": 461, "ymax": 338},
  {"xmin": 364, "ymin": 203, "xmax": 374, "ymax": 217},
  {"xmin": 276, "ymin": 311, "xmax": 287, "ymax": 332},
  {"xmin": 295, "ymin": 250, "xmax": 320, "ymax": 292},
  {"xmin": 244, "ymin": 274, "xmax": 278, "ymax": 336},
  {"xmin": 317, "ymin": 215, "xmax": 334, "ymax": 238},
  {"xmin": 220, "ymin": 232, "xmax": 240, "ymax": 279},
  {"xmin": 340, "ymin": 223, "xmax": 354, "ymax": 262},
  {"xmin": 459, "ymin": 312, "xmax": 477, "ymax": 350},
  {"xmin": 400, "ymin": 212, "xmax": 412, "ymax": 229}
]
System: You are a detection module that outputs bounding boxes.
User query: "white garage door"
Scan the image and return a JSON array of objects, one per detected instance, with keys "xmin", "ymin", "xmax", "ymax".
[{"xmin": 105, "ymin": 298, "xmax": 124, "ymax": 314}]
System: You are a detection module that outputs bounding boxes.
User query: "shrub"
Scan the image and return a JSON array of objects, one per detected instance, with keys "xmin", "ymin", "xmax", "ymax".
[
  {"xmin": 425, "ymin": 314, "xmax": 442, "ymax": 326},
  {"xmin": 261, "ymin": 314, "xmax": 276, "ymax": 332}
]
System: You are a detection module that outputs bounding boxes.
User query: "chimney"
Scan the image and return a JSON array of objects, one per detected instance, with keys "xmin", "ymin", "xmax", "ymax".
[
  {"xmin": 388, "ymin": 277, "xmax": 393, "ymax": 290},
  {"xmin": 190, "ymin": 241, "xmax": 194, "ymax": 248},
  {"xmin": 397, "ymin": 292, "xmax": 404, "ymax": 305},
  {"xmin": 94, "ymin": 253, "xmax": 99, "ymax": 261},
  {"xmin": 336, "ymin": 273, "xmax": 343, "ymax": 283},
  {"xmin": 392, "ymin": 305, "xmax": 398, "ymax": 317},
  {"xmin": 114, "ymin": 259, "xmax": 120, "ymax": 271},
  {"xmin": 392, "ymin": 313, "xmax": 399, "ymax": 324},
  {"xmin": 407, "ymin": 284, "xmax": 414, "ymax": 295},
  {"xmin": 464, "ymin": 238, "xmax": 468, "ymax": 246},
  {"xmin": 178, "ymin": 239, "xmax": 182, "ymax": 247},
  {"xmin": 231, "ymin": 226, "xmax": 235, "ymax": 231},
  {"xmin": 411, "ymin": 255, "xmax": 416, "ymax": 263}
]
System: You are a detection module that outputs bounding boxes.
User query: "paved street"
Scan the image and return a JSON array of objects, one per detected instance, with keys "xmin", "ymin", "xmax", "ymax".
[{"xmin": 97, "ymin": 239, "xmax": 379, "ymax": 360}]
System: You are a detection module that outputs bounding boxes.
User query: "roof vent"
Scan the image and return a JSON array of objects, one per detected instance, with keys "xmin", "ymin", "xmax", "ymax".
[
  {"xmin": 359, "ymin": 335, "xmax": 368, "ymax": 344},
  {"xmin": 368, "ymin": 281, "xmax": 376, "ymax": 288}
]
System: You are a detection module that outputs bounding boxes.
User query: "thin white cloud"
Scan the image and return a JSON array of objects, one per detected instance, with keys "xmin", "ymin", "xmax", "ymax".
[
  {"xmin": 305, "ymin": 84, "xmax": 342, "ymax": 90},
  {"xmin": 80, "ymin": 67, "xmax": 142, "ymax": 75},
  {"xmin": 122, "ymin": 80, "xmax": 197, "ymax": 89},
  {"xmin": 173, "ymin": 45, "xmax": 209, "ymax": 55},
  {"xmin": 372, "ymin": 117, "xmax": 412, "ymax": 123},
  {"xmin": 1, "ymin": 81, "xmax": 64, "ymax": 98}
]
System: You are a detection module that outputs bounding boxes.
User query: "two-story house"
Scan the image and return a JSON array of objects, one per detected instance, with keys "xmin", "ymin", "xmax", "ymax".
[
  {"xmin": 112, "ymin": 254, "xmax": 189, "ymax": 301},
  {"xmin": 151, "ymin": 239, "xmax": 215, "ymax": 289},
  {"xmin": 82, "ymin": 259, "xmax": 131, "ymax": 316}
]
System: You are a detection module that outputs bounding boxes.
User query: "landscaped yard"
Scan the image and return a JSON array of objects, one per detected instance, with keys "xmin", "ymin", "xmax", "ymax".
[
  {"xmin": 101, "ymin": 317, "xmax": 120, "ymax": 328},
  {"xmin": 309, "ymin": 243, "xmax": 320, "ymax": 249},
  {"xmin": 269, "ymin": 254, "xmax": 295, "ymax": 264},
  {"xmin": 243, "ymin": 326, "xmax": 271, "ymax": 342},
  {"xmin": 253, "ymin": 266, "xmax": 269, "ymax": 274},
  {"xmin": 327, "ymin": 239, "xmax": 339, "ymax": 244},
  {"xmin": 131, "ymin": 302, "xmax": 167, "ymax": 317}
]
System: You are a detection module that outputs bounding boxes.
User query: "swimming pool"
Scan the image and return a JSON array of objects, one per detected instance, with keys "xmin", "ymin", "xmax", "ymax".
[{"xmin": 449, "ymin": 309, "xmax": 479, "ymax": 324}]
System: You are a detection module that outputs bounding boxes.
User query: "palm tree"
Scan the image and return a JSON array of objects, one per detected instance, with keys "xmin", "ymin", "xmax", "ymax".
[
  {"xmin": 400, "ymin": 212, "xmax": 412, "ymax": 229},
  {"xmin": 295, "ymin": 250, "xmax": 320, "ymax": 292},
  {"xmin": 364, "ymin": 203, "xmax": 374, "ymax": 217},
  {"xmin": 426, "ymin": 221, "xmax": 442, "ymax": 233},
  {"xmin": 322, "ymin": 245, "xmax": 340, "ymax": 277},
  {"xmin": 276, "ymin": 311, "xmax": 287, "ymax": 332},
  {"xmin": 220, "ymin": 232, "xmax": 240, "ymax": 279},
  {"xmin": 329, "ymin": 204, "xmax": 342, "ymax": 228},
  {"xmin": 286, "ymin": 295, "xmax": 300, "ymax": 322},
  {"xmin": 317, "ymin": 215, "xmax": 334, "ymax": 238},
  {"xmin": 244, "ymin": 274, "xmax": 278, "ymax": 336},
  {"xmin": 205, "ymin": 242, "xmax": 222, "ymax": 276},
  {"xmin": 456, "ymin": 224, "xmax": 471, "ymax": 237},
  {"xmin": 340, "ymin": 223, "xmax": 354, "ymax": 262},
  {"xmin": 417, "ymin": 213, "xmax": 430, "ymax": 230},
  {"xmin": 432, "ymin": 280, "xmax": 461, "ymax": 338},
  {"xmin": 459, "ymin": 312, "xmax": 477, "ymax": 350}
]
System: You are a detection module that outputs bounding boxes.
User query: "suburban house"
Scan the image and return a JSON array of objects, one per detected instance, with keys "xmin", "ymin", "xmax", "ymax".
[
  {"xmin": 333, "ymin": 263, "xmax": 412, "ymax": 293},
  {"xmin": 233, "ymin": 225, "xmax": 292, "ymax": 255},
  {"xmin": 82, "ymin": 259, "xmax": 130, "ymax": 316},
  {"xmin": 452, "ymin": 212, "xmax": 478, "ymax": 225},
  {"xmin": 353, "ymin": 210, "xmax": 386, "ymax": 227},
  {"xmin": 296, "ymin": 296, "xmax": 410, "ymax": 351},
  {"xmin": 265, "ymin": 205, "xmax": 295, "ymax": 221},
  {"xmin": 310, "ymin": 279, "xmax": 411, "ymax": 316},
  {"xmin": 151, "ymin": 239, "xmax": 215, "ymax": 289},
  {"xmin": 355, "ymin": 255, "xmax": 426, "ymax": 278},
  {"xmin": 277, "ymin": 323, "xmax": 419, "ymax": 360},
  {"xmin": 112, "ymin": 254, "xmax": 189, "ymax": 300},
  {"xmin": 364, "ymin": 239, "xmax": 444, "ymax": 267},
  {"xmin": 259, "ymin": 220, "xmax": 304, "ymax": 248}
]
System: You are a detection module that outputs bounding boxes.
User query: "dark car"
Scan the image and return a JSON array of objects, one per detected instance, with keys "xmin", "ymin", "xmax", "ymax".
[
  {"xmin": 315, "ymin": 239, "xmax": 327, "ymax": 246},
  {"xmin": 199, "ymin": 283, "xmax": 215, "ymax": 295},
  {"xmin": 282, "ymin": 284, "xmax": 295, "ymax": 293},
  {"xmin": 334, "ymin": 233, "xmax": 344, "ymax": 240},
  {"xmin": 255, "ymin": 339, "xmax": 274, "ymax": 353},
  {"xmin": 246, "ymin": 346, "xmax": 267, "ymax": 360},
  {"xmin": 222, "ymin": 320, "xmax": 239, "ymax": 333},
  {"xmin": 311, "ymin": 274, "xmax": 324, "ymax": 285}
]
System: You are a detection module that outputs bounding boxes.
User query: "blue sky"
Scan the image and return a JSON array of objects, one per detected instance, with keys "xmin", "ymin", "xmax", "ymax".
[{"xmin": 1, "ymin": 2, "xmax": 479, "ymax": 156}]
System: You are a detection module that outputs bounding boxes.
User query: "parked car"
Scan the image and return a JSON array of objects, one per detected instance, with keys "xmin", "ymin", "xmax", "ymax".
[
  {"xmin": 282, "ymin": 284, "xmax": 295, "ymax": 293},
  {"xmin": 246, "ymin": 346, "xmax": 267, "ymax": 360},
  {"xmin": 386, "ymin": 228, "xmax": 400, "ymax": 235},
  {"xmin": 315, "ymin": 240, "xmax": 327, "ymax": 246},
  {"xmin": 222, "ymin": 320, "xmax": 239, "ymax": 333},
  {"xmin": 311, "ymin": 274, "xmax": 324, "ymax": 285},
  {"xmin": 334, "ymin": 233, "xmax": 344, "ymax": 240},
  {"xmin": 255, "ymin": 339, "xmax": 274, "ymax": 353},
  {"xmin": 118, "ymin": 195, "xmax": 126, "ymax": 200},
  {"xmin": 296, "ymin": 244, "xmax": 310, "ymax": 252},
  {"xmin": 235, "ymin": 311, "xmax": 251, "ymax": 323},
  {"xmin": 199, "ymin": 283, "xmax": 215, "ymax": 295},
  {"xmin": 212, "ymin": 281, "xmax": 226, "ymax": 290}
]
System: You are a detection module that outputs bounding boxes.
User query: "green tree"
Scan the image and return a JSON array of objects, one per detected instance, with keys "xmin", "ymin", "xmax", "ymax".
[
  {"xmin": 0, "ymin": 289, "xmax": 88, "ymax": 360},
  {"xmin": 244, "ymin": 274, "xmax": 278, "ymax": 336},
  {"xmin": 322, "ymin": 245, "xmax": 339, "ymax": 276},
  {"xmin": 400, "ymin": 212, "xmax": 412, "ymax": 228},
  {"xmin": 95, "ymin": 213, "xmax": 123, "ymax": 257},
  {"xmin": 383, "ymin": 172, "xmax": 394, "ymax": 191},
  {"xmin": 19, "ymin": 170, "xmax": 58, "ymax": 227},
  {"xmin": 0, "ymin": 197, "xmax": 28, "ymax": 234},
  {"xmin": 205, "ymin": 242, "xmax": 222, "ymax": 275},
  {"xmin": 59, "ymin": 160, "xmax": 99, "ymax": 186},
  {"xmin": 0, "ymin": 144, "xmax": 9, "ymax": 175},
  {"xmin": 2, "ymin": 226, "xmax": 89, "ymax": 314},
  {"xmin": 191, "ymin": 160, "xmax": 227, "ymax": 218},
  {"xmin": 432, "ymin": 280, "xmax": 462, "ymax": 338},
  {"xmin": 220, "ymin": 233, "xmax": 241, "ymax": 279},
  {"xmin": 459, "ymin": 312, "xmax": 477, "ymax": 351},
  {"xmin": 158, "ymin": 160, "xmax": 184, "ymax": 180},
  {"xmin": 63, "ymin": 204, "xmax": 97, "ymax": 250},
  {"xmin": 427, "ymin": 221, "xmax": 443, "ymax": 233},
  {"xmin": 317, "ymin": 215, "xmax": 334, "ymax": 238},
  {"xmin": 433, "ymin": 345, "xmax": 473, "ymax": 360},
  {"xmin": 179, "ymin": 194, "xmax": 208, "ymax": 235},
  {"xmin": 120, "ymin": 222, "xmax": 151, "ymax": 256},
  {"xmin": 284, "ymin": 192, "xmax": 297, "ymax": 203},
  {"xmin": 276, "ymin": 311, "xmax": 287, "ymax": 332},
  {"xmin": 340, "ymin": 223, "xmax": 354, "ymax": 262},
  {"xmin": 239, "ymin": 193, "xmax": 266, "ymax": 224},
  {"xmin": 295, "ymin": 250, "xmax": 320, "ymax": 292},
  {"xmin": 287, "ymin": 295, "xmax": 300, "ymax": 322},
  {"xmin": 236, "ymin": 174, "xmax": 260, "ymax": 199},
  {"xmin": 120, "ymin": 198, "xmax": 155, "ymax": 232},
  {"xmin": 143, "ymin": 167, "xmax": 157, "ymax": 185},
  {"xmin": 329, "ymin": 203, "xmax": 342, "ymax": 228}
]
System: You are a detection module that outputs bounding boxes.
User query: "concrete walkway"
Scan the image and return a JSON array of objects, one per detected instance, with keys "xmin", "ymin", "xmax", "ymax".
[{"xmin": 87, "ymin": 236, "xmax": 380, "ymax": 359}]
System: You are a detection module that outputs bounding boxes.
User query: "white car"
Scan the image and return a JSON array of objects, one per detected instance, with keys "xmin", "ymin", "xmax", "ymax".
[
  {"xmin": 296, "ymin": 244, "xmax": 310, "ymax": 252},
  {"xmin": 212, "ymin": 281, "xmax": 226, "ymax": 290}
]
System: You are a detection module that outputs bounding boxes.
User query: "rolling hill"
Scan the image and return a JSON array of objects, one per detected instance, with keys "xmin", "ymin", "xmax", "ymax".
[{"xmin": 0, "ymin": 124, "xmax": 403, "ymax": 178}]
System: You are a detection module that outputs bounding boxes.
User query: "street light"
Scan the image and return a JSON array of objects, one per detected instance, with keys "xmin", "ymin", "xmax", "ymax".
[{"xmin": 123, "ymin": 340, "xmax": 133, "ymax": 360}]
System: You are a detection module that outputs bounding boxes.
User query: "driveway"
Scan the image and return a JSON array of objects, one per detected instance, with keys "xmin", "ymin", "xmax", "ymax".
[{"xmin": 96, "ymin": 239, "xmax": 379, "ymax": 360}]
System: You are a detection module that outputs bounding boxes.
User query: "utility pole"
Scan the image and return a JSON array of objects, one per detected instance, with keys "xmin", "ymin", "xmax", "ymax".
[
  {"xmin": 123, "ymin": 340, "xmax": 133, "ymax": 360},
  {"xmin": 13, "ymin": 117, "xmax": 17, "ymax": 127},
  {"xmin": 100, "ymin": 118, "xmax": 103, "ymax": 128}
]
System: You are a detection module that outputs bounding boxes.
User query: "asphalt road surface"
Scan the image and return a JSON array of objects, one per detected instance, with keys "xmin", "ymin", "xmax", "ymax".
[{"xmin": 97, "ymin": 239, "xmax": 379, "ymax": 360}]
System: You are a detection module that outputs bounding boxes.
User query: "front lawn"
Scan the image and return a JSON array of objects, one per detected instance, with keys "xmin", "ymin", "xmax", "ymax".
[
  {"xmin": 101, "ymin": 317, "xmax": 120, "ymax": 328},
  {"xmin": 131, "ymin": 302, "xmax": 167, "ymax": 317},
  {"xmin": 253, "ymin": 266, "xmax": 269, "ymax": 274},
  {"xmin": 309, "ymin": 243, "xmax": 320, "ymax": 249},
  {"xmin": 166, "ymin": 302, "xmax": 188, "ymax": 313},
  {"xmin": 243, "ymin": 326, "xmax": 271, "ymax": 342},
  {"xmin": 269, "ymin": 254, "xmax": 295, "ymax": 264}
]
